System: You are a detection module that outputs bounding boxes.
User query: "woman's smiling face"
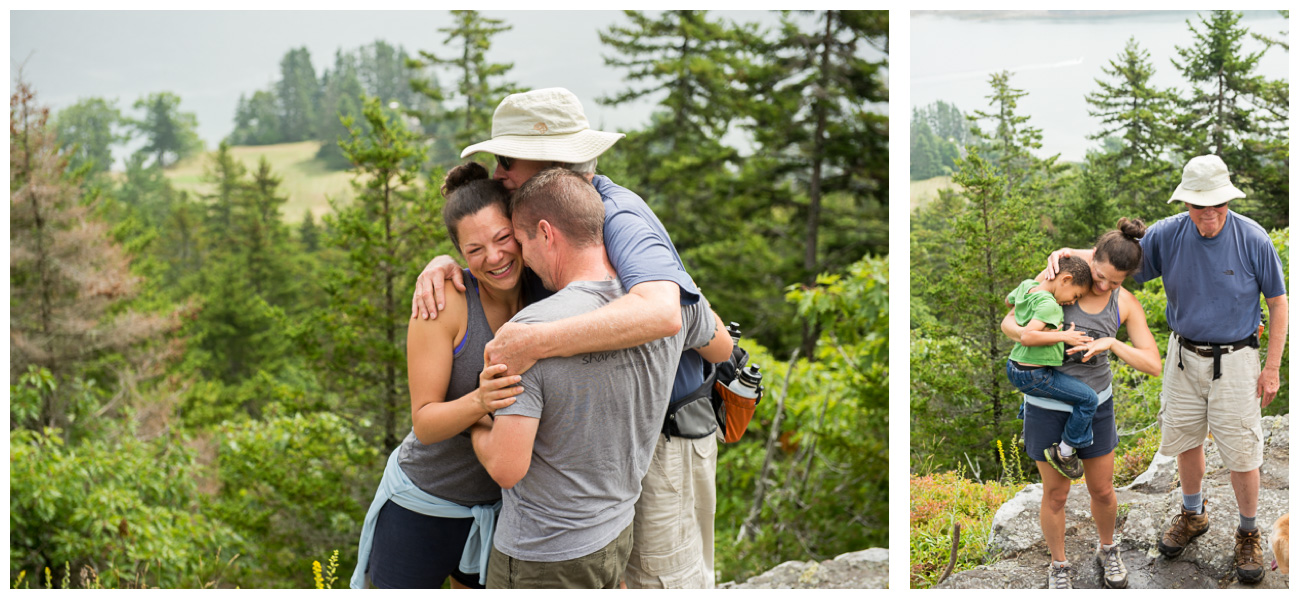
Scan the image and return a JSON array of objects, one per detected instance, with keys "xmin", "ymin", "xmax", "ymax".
[{"xmin": 455, "ymin": 204, "xmax": 522, "ymax": 293}]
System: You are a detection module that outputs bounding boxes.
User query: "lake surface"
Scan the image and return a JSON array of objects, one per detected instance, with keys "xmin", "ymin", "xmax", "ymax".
[{"xmin": 912, "ymin": 10, "xmax": 1289, "ymax": 162}]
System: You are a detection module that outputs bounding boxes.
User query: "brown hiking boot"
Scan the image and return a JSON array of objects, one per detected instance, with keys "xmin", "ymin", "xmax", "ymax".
[
  {"xmin": 1234, "ymin": 527, "xmax": 1265, "ymax": 584},
  {"xmin": 1158, "ymin": 503, "xmax": 1209, "ymax": 557},
  {"xmin": 1043, "ymin": 443, "xmax": 1084, "ymax": 479}
]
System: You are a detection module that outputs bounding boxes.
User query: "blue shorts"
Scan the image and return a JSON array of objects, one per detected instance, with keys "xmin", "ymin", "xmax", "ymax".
[
  {"xmin": 1022, "ymin": 398, "xmax": 1118, "ymax": 462},
  {"xmin": 368, "ymin": 499, "xmax": 486, "ymax": 589}
]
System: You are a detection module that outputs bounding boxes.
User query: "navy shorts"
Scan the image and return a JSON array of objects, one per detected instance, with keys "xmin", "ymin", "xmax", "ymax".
[
  {"xmin": 368, "ymin": 499, "xmax": 486, "ymax": 589},
  {"xmin": 1022, "ymin": 398, "xmax": 1118, "ymax": 462}
]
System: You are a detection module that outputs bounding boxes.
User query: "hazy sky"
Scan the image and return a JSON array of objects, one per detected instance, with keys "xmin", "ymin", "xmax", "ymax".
[
  {"xmin": 11, "ymin": 10, "xmax": 853, "ymax": 166},
  {"xmin": 912, "ymin": 10, "xmax": 1289, "ymax": 162}
]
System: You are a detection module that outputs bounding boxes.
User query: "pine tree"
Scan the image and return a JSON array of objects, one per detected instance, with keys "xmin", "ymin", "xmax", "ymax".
[
  {"xmin": 230, "ymin": 89, "xmax": 282, "ymax": 146},
  {"xmin": 316, "ymin": 49, "xmax": 368, "ymax": 169},
  {"xmin": 318, "ymin": 95, "xmax": 452, "ymax": 449},
  {"xmin": 10, "ymin": 79, "xmax": 179, "ymax": 430},
  {"xmin": 970, "ymin": 71, "xmax": 1064, "ymax": 194},
  {"xmin": 1171, "ymin": 10, "xmax": 1287, "ymax": 228},
  {"xmin": 743, "ymin": 9, "xmax": 889, "ymax": 357},
  {"xmin": 408, "ymin": 10, "xmax": 517, "ymax": 151},
  {"xmin": 130, "ymin": 91, "xmax": 203, "ymax": 168},
  {"xmin": 277, "ymin": 47, "xmax": 321, "ymax": 142}
]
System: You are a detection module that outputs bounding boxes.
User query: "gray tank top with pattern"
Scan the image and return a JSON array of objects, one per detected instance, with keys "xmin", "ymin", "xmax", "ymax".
[
  {"xmin": 1026, "ymin": 288, "xmax": 1121, "ymax": 411},
  {"xmin": 396, "ymin": 269, "xmax": 501, "ymax": 507}
]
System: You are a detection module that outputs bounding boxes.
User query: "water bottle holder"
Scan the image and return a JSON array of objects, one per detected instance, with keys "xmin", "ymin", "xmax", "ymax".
[{"xmin": 713, "ymin": 381, "xmax": 759, "ymax": 444}]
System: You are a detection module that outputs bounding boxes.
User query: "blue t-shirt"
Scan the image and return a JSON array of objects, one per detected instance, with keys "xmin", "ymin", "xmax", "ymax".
[
  {"xmin": 593, "ymin": 175, "xmax": 705, "ymax": 402},
  {"xmin": 1133, "ymin": 211, "xmax": 1286, "ymax": 343}
]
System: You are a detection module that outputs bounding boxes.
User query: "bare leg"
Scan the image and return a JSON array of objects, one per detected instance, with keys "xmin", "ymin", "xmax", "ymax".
[
  {"xmin": 1229, "ymin": 468, "xmax": 1260, "ymax": 519},
  {"xmin": 1081, "ymin": 452, "xmax": 1117, "ymax": 546},
  {"xmin": 1037, "ymin": 460, "xmax": 1073, "ymax": 562},
  {"xmin": 1177, "ymin": 445, "xmax": 1206, "ymax": 498},
  {"xmin": 449, "ymin": 577, "xmax": 470, "ymax": 590}
]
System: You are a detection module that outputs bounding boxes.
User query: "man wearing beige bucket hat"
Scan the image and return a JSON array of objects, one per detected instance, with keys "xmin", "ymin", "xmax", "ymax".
[
  {"xmin": 411, "ymin": 87, "xmax": 725, "ymax": 588},
  {"xmin": 1050, "ymin": 154, "xmax": 1287, "ymax": 584}
]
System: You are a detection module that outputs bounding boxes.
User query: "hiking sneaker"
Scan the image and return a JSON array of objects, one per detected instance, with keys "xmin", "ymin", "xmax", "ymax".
[
  {"xmin": 1046, "ymin": 562, "xmax": 1073, "ymax": 589},
  {"xmin": 1234, "ymin": 527, "xmax": 1265, "ymax": 584},
  {"xmin": 1096, "ymin": 544, "xmax": 1128, "ymax": 589},
  {"xmin": 1157, "ymin": 503, "xmax": 1209, "ymax": 558},
  {"xmin": 1044, "ymin": 443, "xmax": 1084, "ymax": 479}
]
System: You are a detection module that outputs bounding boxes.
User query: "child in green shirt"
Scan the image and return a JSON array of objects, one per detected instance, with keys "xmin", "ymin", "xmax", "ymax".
[{"xmin": 1006, "ymin": 255, "xmax": 1096, "ymax": 479}]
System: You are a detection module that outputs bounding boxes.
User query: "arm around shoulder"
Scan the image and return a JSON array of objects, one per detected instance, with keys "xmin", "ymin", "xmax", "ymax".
[{"xmin": 470, "ymin": 415, "xmax": 538, "ymax": 489}]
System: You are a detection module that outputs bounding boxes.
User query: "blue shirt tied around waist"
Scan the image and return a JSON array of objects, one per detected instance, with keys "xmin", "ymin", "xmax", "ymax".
[{"xmin": 350, "ymin": 447, "xmax": 500, "ymax": 588}]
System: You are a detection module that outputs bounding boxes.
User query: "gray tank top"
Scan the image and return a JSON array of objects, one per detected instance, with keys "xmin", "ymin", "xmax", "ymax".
[
  {"xmin": 397, "ymin": 269, "xmax": 501, "ymax": 507},
  {"xmin": 1026, "ymin": 288, "xmax": 1121, "ymax": 411}
]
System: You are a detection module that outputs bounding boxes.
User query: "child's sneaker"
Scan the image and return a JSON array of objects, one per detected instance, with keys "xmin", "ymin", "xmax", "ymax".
[{"xmin": 1044, "ymin": 443, "xmax": 1084, "ymax": 479}]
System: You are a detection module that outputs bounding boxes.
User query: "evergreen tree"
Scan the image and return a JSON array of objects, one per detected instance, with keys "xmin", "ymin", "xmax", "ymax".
[
  {"xmin": 277, "ymin": 47, "xmax": 321, "ymax": 142},
  {"xmin": 298, "ymin": 209, "xmax": 321, "ymax": 253},
  {"xmin": 10, "ymin": 79, "xmax": 178, "ymax": 431},
  {"xmin": 230, "ymin": 89, "xmax": 282, "ymax": 146},
  {"xmin": 1172, "ymin": 10, "xmax": 1287, "ymax": 228},
  {"xmin": 969, "ymin": 71, "xmax": 1064, "ymax": 193},
  {"xmin": 130, "ymin": 91, "xmax": 203, "ymax": 168},
  {"xmin": 408, "ymin": 10, "xmax": 517, "ymax": 151},
  {"xmin": 743, "ymin": 9, "xmax": 889, "ymax": 356},
  {"xmin": 316, "ymin": 49, "xmax": 368, "ymax": 169},
  {"xmin": 53, "ymin": 96, "xmax": 128, "ymax": 175},
  {"xmin": 318, "ymin": 96, "xmax": 451, "ymax": 449}
]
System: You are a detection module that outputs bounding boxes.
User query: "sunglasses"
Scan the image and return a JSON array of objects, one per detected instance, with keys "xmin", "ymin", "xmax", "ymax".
[
  {"xmin": 495, "ymin": 155, "xmax": 515, "ymax": 171},
  {"xmin": 1187, "ymin": 202, "xmax": 1229, "ymax": 210}
]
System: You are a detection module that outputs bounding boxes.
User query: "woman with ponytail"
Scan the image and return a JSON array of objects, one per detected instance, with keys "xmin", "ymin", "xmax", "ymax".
[{"xmin": 1001, "ymin": 218, "xmax": 1163, "ymax": 589}]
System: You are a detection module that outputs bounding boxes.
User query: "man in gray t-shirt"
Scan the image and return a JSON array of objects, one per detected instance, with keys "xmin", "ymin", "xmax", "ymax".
[{"xmin": 469, "ymin": 168, "xmax": 731, "ymax": 588}]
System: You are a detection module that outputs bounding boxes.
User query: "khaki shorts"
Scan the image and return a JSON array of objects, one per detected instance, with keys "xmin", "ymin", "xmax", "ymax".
[
  {"xmin": 1157, "ymin": 335, "xmax": 1264, "ymax": 472},
  {"xmin": 485, "ymin": 522, "xmax": 633, "ymax": 589},
  {"xmin": 623, "ymin": 433, "xmax": 717, "ymax": 589}
]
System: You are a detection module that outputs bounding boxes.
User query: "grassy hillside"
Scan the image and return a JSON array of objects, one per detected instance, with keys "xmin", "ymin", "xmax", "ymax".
[
  {"xmin": 910, "ymin": 175, "xmax": 959, "ymax": 213},
  {"xmin": 164, "ymin": 141, "xmax": 354, "ymax": 223}
]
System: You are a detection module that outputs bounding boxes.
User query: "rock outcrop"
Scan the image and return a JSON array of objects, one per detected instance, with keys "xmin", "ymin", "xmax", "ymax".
[
  {"xmin": 938, "ymin": 415, "xmax": 1289, "ymax": 589},
  {"xmin": 720, "ymin": 548, "xmax": 888, "ymax": 589}
]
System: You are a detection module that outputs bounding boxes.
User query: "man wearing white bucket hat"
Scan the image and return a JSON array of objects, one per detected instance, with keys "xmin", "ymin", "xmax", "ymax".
[
  {"xmin": 1137, "ymin": 155, "xmax": 1286, "ymax": 585},
  {"xmin": 1050, "ymin": 154, "xmax": 1286, "ymax": 584},
  {"xmin": 412, "ymin": 88, "xmax": 726, "ymax": 588}
]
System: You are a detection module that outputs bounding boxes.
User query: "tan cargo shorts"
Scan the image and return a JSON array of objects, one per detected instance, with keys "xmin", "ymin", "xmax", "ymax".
[
  {"xmin": 623, "ymin": 433, "xmax": 717, "ymax": 589},
  {"xmin": 1157, "ymin": 335, "xmax": 1264, "ymax": 472}
]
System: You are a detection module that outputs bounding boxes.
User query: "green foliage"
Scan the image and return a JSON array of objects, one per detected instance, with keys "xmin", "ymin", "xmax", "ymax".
[
  {"xmin": 909, "ymin": 471, "xmax": 1021, "ymax": 588},
  {"xmin": 1172, "ymin": 10, "xmax": 1288, "ymax": 229},
  {"xmin": 715, "ymin": 255, "xmax": 887, "ymax": 583},
  {"xmin": 317, "ymin": 95, "xmax": 452, "ymax": 449},
  {"xmin": 213, "ymin": 411, "xmax": 379, "ymax": 588},
  {"xmin": 130, "ymin": 92, "xmax": 203, "ymax": 168},
  {"xmin": 408, "ymin": 10, "xmax": 517, "ymax": 151},
  {"xmin": 276, "ymin": 47, "xmax": 320, "ymax": 143},
  {"xmin": 910, "ymin": 102, "xmax": 964, "ymax": 180},
  {"xmin": 10, "ymin": 425, "xmax": 241, "ymax": 588},
  {"xmin": 53, "ymin": 96, "xmax": 128, "ymax": 175}
]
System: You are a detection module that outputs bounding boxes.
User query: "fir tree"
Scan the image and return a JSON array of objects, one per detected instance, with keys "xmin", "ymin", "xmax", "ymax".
[
  {"xmin": 408, "ymin": 10, "xmax": 517, "ymax": 151},
  {"xmin": 277, "ymin": 47, "xmax": 321, "ymax": 142},
  {"xmin": 53, "ymin": 96, "xmax": 128, "ymax": 175},
  {"xmin": 130, "ymin": 91, "xmax": 203, "ymax": 168}
]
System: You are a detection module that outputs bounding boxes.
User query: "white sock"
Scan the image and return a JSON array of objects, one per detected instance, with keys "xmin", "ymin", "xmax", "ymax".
[
  {"xmin": 1058, "ymin": 442, "xmax": 1075, "ymax": 458},
  {"xmin": 1052, "ymin": 559, "xmax": 1069, "ymax": 568},
  {"xmin": 1100, "ymin": 542, "xmax": 1116, "ymax": 551}
]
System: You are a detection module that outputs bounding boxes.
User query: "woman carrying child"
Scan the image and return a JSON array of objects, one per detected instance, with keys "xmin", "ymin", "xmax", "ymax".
[{"xmin": 1001, "ymin": 218, "xmax": 1163, "ymax": 590}]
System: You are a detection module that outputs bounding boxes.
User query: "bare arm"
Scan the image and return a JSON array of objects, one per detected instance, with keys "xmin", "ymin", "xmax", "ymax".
[
  {"xmin": 1258, "ymin": 294, "xmax": 1287, "ymax": 407},
  {"xmin": 1000, "ymin": 309, "xmax": 1024, "ymax": 343},
  {"xmin": 695, "ymin": 310, "xmax": 734, "ymax": 364},
  {"xmin": 407, "ymin": 291, "xmax": 524, "ymax": 445},
  {"xmin": 411, "ymin": 254, "xmax": 467, "ymax": 320},
  {"xmin": 469, "ymin": 415, "xmax": 538, "ymax": 489},
  {"xmin": 484, "ymin": 280, "xmax": 683, "ymax": 376}
]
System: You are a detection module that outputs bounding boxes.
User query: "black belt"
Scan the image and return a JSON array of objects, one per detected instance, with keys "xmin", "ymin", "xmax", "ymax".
[{"xmin": 1175, "ymin": 333, "xmax": 1258, "ymax": 380}]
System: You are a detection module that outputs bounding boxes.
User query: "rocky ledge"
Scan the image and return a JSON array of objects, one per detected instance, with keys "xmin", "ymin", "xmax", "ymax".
[
  {"xmin": 720, "ymin": 548, "xmax": 888, "ymax": 589},
  {"xmin": 938, "ymin": 415, "xmax": 1289, "ymax": 589}
]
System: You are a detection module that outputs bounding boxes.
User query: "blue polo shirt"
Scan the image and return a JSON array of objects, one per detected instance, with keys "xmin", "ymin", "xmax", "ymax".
[
  {"xmin": 1133, "ymin": 211, "xmax": 1286, "ymax": 343},
  {"xmin": 593, "ymin": 175, "xmax": 706, "ymax": 403}
]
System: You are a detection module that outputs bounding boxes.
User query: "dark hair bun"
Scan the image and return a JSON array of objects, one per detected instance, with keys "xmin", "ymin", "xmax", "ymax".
[
  {"xmin": 442, "ymin": 162, "xmax": 490, "ymax": 197},
  {"xmin": 1117, "ymin": 217, "xmax": 1147, "ymax": 241}
]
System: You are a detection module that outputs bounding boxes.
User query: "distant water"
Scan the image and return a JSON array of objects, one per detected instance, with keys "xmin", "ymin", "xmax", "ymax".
[{"xmin": 912, "ymin": 11, "xmax": 1289, "ymax": 162}]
